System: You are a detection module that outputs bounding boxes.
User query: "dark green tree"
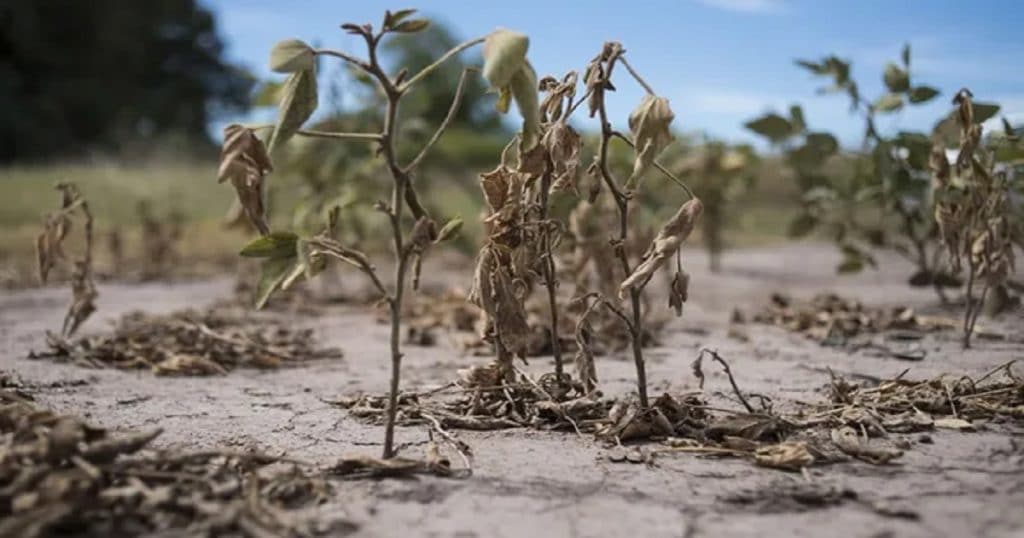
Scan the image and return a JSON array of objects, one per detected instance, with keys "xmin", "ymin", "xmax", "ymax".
[{"xmin": 0, "ymin": 0, "xmax": 252, "ymax": 162}]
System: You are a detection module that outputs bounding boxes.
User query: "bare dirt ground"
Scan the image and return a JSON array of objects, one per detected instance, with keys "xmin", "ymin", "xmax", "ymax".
[{"xmin": 2, "ymin": 243, "xmax": 1023, "ymax": 538}]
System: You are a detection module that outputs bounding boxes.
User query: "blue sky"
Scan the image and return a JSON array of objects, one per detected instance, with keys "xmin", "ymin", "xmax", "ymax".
[{"xmin": 205, "ymin": 0, "xmax": 1024, "ymax": 146}]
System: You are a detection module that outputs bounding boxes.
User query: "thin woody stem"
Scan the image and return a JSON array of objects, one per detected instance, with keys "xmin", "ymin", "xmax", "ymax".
[
  {"xmin": 403, "ymin": 67, "xmax": 477, "ymax": 173},
  {"xmin": 246, "ymin": 124, "xmax": 382, "ymax": 141},
  {"xmin": 592, "ymin": 52, "xmax": 650, "ymax": 408},
  {"xmin": 538, "ymin": 163, "xmax": 565, "ymax": 388},
  {"xmin": 314, "ymin": 48, "xmax": 371, "ymax": 72},
  {"xmin": 399, "ymin": 36, "xmax": 485, "ymax": 93},
  {"xmin": 618, "ymin": 56, "xmax": 656, "ymax": 96},
  {"xmin": 610, "ymin": 131, "xmax": 695, "ymax": 199}
]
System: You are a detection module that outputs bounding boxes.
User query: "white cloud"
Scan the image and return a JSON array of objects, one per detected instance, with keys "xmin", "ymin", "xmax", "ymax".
[{"xmin": 695, "ymin": 0, "xmax": 784, "ymax": 14}]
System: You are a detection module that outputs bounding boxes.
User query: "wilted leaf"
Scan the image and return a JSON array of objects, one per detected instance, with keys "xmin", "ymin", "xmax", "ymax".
[
  {"xmin": 270, "ymin": 68, "xmax": 318, "ymax": 152},
  {"xmin": 436, "ymin": 217, "xmax": 464, "ymax": 242},
  {"xmin": 218, "ymin": 124, "xmax": 273, "ymax": 235},
  {"xmin": 754, "ymin": 442, "xmax": 815, "ymax": 471},
  {"xmin": 255, "ymin": 256, "xmax": 298, "ymax": 309},
  {"xmin": 510, "ymin": 64, "xmax": 541, "ymax": 150},
  {"xmin": 383, "ymin": 8, "xmax": 417, "ymax": 29},
  {"xmin": 544, "ymin": 122, "xmax": 582, "ymax": 193},
  {"xmin": 620, "ymin": 198, "xmax": 703, "ymax": 296},
  {"xmin": 626, "ymin": 95, "xmax": 675, "ymax": 190},
  {"xmin": 269, "ymin": 39, "xmax": 315, "ymax": 73},
  {"xmin": 239, "ymin": 231, "xmax": 299, "ymax": 258},
  {"xmin": 482, "ymin": 29, "xmax": 529, "ymax": 89},
  {"xmin": 831, "ymin": 426, "xmax": 902, "ymax": 464}
]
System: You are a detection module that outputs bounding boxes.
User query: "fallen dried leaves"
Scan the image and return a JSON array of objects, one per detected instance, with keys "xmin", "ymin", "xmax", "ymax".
[
  {"xmin": 31, "ymin": 306, "xmax": 341, "ymax": 375},
  {"xmin": 0, "ymin": 388, "xmax": 350, "ymax": 537}
]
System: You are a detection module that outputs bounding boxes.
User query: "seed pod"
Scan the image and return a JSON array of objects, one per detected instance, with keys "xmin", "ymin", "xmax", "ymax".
[
  {"xmin": 668, "ymin": 269, "xmax": 690, "ymax": 317},
  {"xmin": 482, "ymin": 29, "xmax": 529, "ymax": 89},
  {"xmin": 626, "ymin": 95, "xmax": 675, "ymax": 190},
  {"xmin": 619, "ymin": 198, "xmax": 703, "ymax": 297}
]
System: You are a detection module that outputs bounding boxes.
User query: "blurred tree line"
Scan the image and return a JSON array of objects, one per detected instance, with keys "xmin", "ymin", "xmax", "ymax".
[{"xmin": 0, "ymin": 0, "xmax": 252, "ymax": 163}]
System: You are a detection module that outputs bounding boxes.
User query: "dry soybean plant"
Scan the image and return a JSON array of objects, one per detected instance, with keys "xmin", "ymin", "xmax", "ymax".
[
  {"xmin": 470, "ymin": 37, "xmax": 701, "ymax": 410},
  {"xmin": 35, "ymin": 183, "xmax": 98, "ymax": 338},
  {"xmin": 219, "ymin": 9, "xmax": 484, "ymax": 459},
  {"xmin": 931, "ymin": 89, "xmax": 1018, "ymax": 348}
]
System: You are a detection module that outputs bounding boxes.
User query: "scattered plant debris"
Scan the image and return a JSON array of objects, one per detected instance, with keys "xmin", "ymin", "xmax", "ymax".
[
  {"xmin": 748, "ymin": 292, "xmax": 959, "ymax": 345},
  {"xmin": 0, "ymin": 388, "xmax": 351, "ymax": 537},
  {"xmin": 36, "ymin": 183, "xmax": 98, "ymax": 338},
  {"xmin": 31, "ymin": 306, "xmax": 341, "ymax": 375}
]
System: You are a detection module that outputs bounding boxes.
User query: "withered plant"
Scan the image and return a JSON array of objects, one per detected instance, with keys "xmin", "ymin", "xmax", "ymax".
[
  {"xmin": 471, "ymin": 39, "xmax": 700, "ymax": 409},
  {"xmin": 220, "ymin": 9, "xmax": 484, "ymax": 459},
  {"xmin": 36, "ymin": 183, "xmax": 97, "ymax": 338},
  {"xmin": 931, "ymin": 90, "xmax": 1018, "ymax": 348}
]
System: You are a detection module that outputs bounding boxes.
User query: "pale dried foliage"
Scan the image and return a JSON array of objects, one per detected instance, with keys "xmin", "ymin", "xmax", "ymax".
[
  {"xmin": 931, "ymin": 89, "xmax": 1017, "ymax": 347},
  {"xmin": 218, "ymin": 123, "xmax": 274, "ymax": 235},
  {"xmin": 36, "ymin": 183, "xmax": 97, "ymax": 338}
]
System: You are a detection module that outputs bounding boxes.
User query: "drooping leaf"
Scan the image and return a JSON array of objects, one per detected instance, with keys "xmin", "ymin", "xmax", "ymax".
[
  {"xmin": 883, "ymin": 63, "xmax": 910, "ymax": 93},
  {"xmin": 626, "ymin": 95, "xmax": 675, "ymax": 190},
  {"xmin": 744, "ymin": 113, "xmax": 793, "ymax": 143},
  {"xmin": 482, "ymin": 29, "xmax": 529, "ymax": 89},
  {"xmin": 908, "ymin": 86, "xmax": 939, "ymax": 104},
  {"xmin": 436, "ymin": 217, "xmax": 464, "ymax": 242},
  {"xmin": 510, "ymin": 64, "xmax": 541, "ymax": 150},
  {"xmin": 901, "ymin": 43, "xmax": 911, "ymax": 68},
  {"xmin": 255, "ymin": 255, "xmax": 298, "ymax": 309},
  {"xmin": 252, "ymin": 80, "xmax": 285, "ymax": 107},
  {"xmin": 239, "ymin": 231, "xmax": 299, "ymax": 258},
  {"xmin": 269, "ymin": 39, "xmax": 315, "ymax": 73},
  {"xmin": 270, "ymin": 68, "xmax": 318, "ymax": 152}
]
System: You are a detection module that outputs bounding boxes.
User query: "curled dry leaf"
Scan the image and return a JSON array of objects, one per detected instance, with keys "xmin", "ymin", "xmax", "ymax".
[
  {"xmin": 218, "ymin": 124, "xmax": 274, "ymax": 235},
  {"xmin": 544, "ymin": 122, "xmax": 582, "ymax": 194},
  {"xmin": 619, "ymin": 198, "xmax": 703, "ymax": 297},
  {"xmin": 830, "ymin": 426, "xmax": 903, "ymax": 464},
  {"xmin": 63, "ymin": 259, "xmax": 97, "ymax": 338},
  {"xmin": 626, "ymin": 95, "xmax": 675, "ymax": 190},
  {"xmin": 539, "ymin": 71, "xmax": 577, "ymax": 123},
  {"xmin": 753, "ymin": 442, "xmax": 815, "ymax": 471}
]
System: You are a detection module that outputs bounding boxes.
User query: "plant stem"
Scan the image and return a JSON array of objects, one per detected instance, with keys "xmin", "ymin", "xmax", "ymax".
[
  {"xmin": 399, "ymin": 36, "xmax": 485, "ymax": 92},
  {"xmin": 403, "ymin": 67, "xmax": 476, "ymax": 173},
  {"xmin": 593, "ymin": 52, "xmax": 649, "ymax": 408},
  {"xmin": 538, "ymin": 166, "xmax": 564, "ymax": 388}
]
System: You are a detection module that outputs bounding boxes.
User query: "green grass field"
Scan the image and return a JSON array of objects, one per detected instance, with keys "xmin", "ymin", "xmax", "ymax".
[{"xmin": 0, "ymin": 157, "xmax": 799, "ymax": 287}]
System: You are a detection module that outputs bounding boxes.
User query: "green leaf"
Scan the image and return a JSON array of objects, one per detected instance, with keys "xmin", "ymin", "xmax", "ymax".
[
  {"xmin": 391, "ymin": 19, "xmax": 430, "ymax": 33},
  {"xmin": 240, "ymin": 231, "xmax": 299, "ymax": 258},
  {"xmin": 789, "ymin": 105, "xmax": 806, "ymax": 134},
  {"xmin": 435, "ymin": 217, "xmax": 463, "ymax": 242},
  {"xmin": 255, "ymin": 256, "xmax": 297, "ymax": 309},
  {"xmin": 883, "ymin": 63, "xmax": 909, "ymax": 93},
  {"xmin": 901, "ymin": 43, "xmax": 911, "ymax": 68},
  {"xmin": 269, "ymin": 39, "xmax": 315, "ymax": 73},
  {"xmin": 384, "ymin": 9, "xmax": 417, "ymax": 29},
  {"xmin": 874, "ymin": 93, "xmax": 904, "ymax": 113},
  {"xmin": 795, "ymin": 59, "xmax": 826, "ymax": 75},
  {"xmin": 270, "ymin": 69, "xmax": 318, "ymax": 152},
  {"xmin": 744, "ymin": 113, "xmax": 794, "ymax": 142},
  {"xmin": 787, "ymin": 213, "xmax": 817, "ymax": 238},
  {"xmin": 972, "ymin": 102, "xmax": 1001, "ymax": 124},
  {"xmin": 908, "ymin": 86, "xmax": 938, "ymax": 104}
]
